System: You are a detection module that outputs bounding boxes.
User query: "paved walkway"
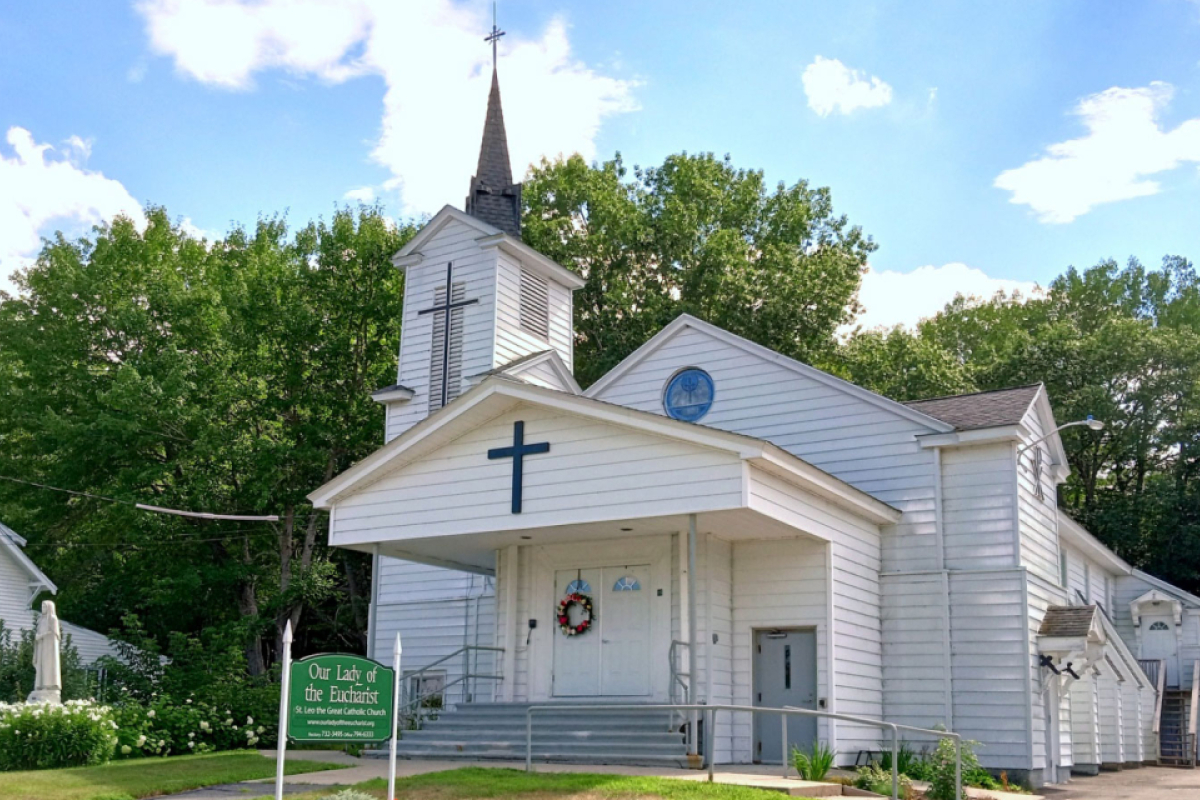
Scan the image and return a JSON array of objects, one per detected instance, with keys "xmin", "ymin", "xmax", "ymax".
[{"xmin": 1041, "ymin": 766, "xmax": 1200, "ymax": 800}]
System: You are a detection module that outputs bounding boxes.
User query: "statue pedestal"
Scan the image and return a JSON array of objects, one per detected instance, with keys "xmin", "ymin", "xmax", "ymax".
[{"xmin": 26, "ymin": 689, "xmax": 62, "ymax": 704}]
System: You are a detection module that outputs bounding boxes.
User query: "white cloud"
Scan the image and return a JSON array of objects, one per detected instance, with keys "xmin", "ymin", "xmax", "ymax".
[
  {"xmin": 135, "ymin": 0, "xmax": 639, "ymax": 214},
  {"xmin": 995, "ymin": 82, "xmax": 1200, "ymax": 223},
  {"xmin": 802, "ymin": 56, "xmax": 893, "ymax": 117},
  {"xmin": 0, "ymin": 127, "xmax": 145, "ymax": 294},
  {"xmin": 854, "ymin": 263, "xmax": 1040, "ymax": 330},
  {"xmin": 343, "ymin": 186, "xmax": 376, "ymax": 203}
]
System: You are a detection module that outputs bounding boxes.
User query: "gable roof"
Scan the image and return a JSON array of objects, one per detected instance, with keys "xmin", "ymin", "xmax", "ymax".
[
  {"xmin": 471, "ymin": 350, "xmax": 582, "ymax": 394},
  {"xmin": 586, "ymin": 314, "xmax": 955, "ymax": 433},
  {"xmin": 0, "ymin": 521, "xmax": 57, "ymax": 595},
  {"xmin": 1039, "ymin": 605, "xmax": 1099, "ymax": 638},
  {"xmin": 904, "ymin": 384, "xmax": 1042, "ymax": 431},
  {"xmin": 391, "ymin": 205, "xmax": 584, "ymax": 290},
  {"xmin": 309, "ymin": 375, "xmax": 901, "ymax": 526}
]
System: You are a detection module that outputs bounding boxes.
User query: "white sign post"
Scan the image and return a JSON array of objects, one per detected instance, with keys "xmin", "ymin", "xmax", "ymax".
[
  {"xmin": 274, "ymin": 621, "xmax": 294, "ymax": 800},
  {"xmin": 388, "ymin": 633, "xmax": 402, "ymax": 800}
]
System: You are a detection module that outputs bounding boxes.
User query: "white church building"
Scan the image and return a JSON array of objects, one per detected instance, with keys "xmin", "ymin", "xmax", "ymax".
[{"xmin": 310, "ymin": 66, "xmax": 1200, "ymax": 785}]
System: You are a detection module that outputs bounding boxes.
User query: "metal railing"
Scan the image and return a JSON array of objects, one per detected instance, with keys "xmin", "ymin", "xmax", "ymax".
[
  {"xmin": 398, "ymin": 645, "xmax": 504, "ymax": 730},
  {"xmin": 1190, "ymin": 660, "xmax": 1200, "ymax": 767},
  {"xmin": 1139, "ymin": 659, "xmax": 1163, "ymax": 691},
  {"xmin": 667, "ymin": 640, "xmax": 690, "ymax": 735},
  {"xmin": 524, "ymin": 703, "xmax": 963, "ymax": 800}
]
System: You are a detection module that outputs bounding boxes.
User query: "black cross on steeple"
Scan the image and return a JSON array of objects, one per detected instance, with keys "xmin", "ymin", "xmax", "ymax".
[
  {"xmin": 488, "ymin": 421, "xmax": 550, "ymax": 514},
  {"xmin": 484, "ymin": 1, "xmax": 505, "ymax": 67},
  {"xmin": 419, "ymin": 262, "xmax": 478, "ymax": 409}
]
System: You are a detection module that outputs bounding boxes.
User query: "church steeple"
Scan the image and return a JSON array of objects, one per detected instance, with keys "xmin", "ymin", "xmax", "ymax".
[{"xmin": 465, "ymin": 15, "xmax": 522, "ymax": 238}]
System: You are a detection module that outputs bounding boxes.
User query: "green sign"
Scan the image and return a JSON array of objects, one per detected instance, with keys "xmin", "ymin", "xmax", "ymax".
[{"xmin": 287, "ymin": 654, "xmax": 394, "ymax": 743}]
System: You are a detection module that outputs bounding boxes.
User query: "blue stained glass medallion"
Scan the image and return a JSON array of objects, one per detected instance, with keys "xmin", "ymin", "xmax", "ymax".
[{"xmin": 663, "ymin": 368, "xmax": 715, "ymax": 422}]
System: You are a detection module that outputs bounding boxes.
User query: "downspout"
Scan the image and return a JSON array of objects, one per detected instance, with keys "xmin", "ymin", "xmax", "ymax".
[{"xmin": 367, "ymin": 545, "xmax": 381, "ymax": 660}]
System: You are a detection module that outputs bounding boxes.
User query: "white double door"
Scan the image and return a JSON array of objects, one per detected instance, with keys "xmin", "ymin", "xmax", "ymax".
[{"xmin": 552, "ymin": 565, "xmax": 652, "ymax": 697}]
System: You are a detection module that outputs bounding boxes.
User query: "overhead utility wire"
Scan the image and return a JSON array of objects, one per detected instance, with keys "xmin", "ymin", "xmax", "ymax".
[{"xmin": 0, "ymin": 474, "xmax": 280, "ymax": 522}]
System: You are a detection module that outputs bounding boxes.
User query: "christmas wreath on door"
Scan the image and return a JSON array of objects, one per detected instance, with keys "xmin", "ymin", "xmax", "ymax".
[{"xmin": 557, "ymin": 592, "xmax": 594, "ymax": 636}]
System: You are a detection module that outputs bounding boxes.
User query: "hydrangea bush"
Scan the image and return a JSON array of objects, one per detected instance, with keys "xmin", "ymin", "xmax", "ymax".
[
  {"xmin": 0, "ymin": 700, "xmax": 118, "ymax": 770},
  {"xmin": 110, "ymin": 692, "xmax": 272, "ymax": 758}
]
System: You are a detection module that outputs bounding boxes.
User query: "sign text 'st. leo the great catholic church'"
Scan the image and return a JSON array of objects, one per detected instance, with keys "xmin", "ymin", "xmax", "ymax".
[{"xmin": 287, "ymin": 654, "xmax": 394, "ymax": 742}]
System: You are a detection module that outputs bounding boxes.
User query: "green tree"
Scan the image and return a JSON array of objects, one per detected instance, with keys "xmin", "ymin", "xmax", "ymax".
[
  {"xmin": 0, "ymin": 206, "xmax": 413, "ymax": 672},
  {"xmin": 524, "ymin": 152, "xmax": 875, "ymax": 386}
]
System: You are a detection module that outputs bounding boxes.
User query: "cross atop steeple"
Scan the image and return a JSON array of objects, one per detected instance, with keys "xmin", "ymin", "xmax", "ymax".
[
  {"xmin": 465, "ymin": 3, "xmax": 522, "ymax": 238},
  {"xmin": 484, "ymin": 2, "xmax": 505, "ymax": 68}
]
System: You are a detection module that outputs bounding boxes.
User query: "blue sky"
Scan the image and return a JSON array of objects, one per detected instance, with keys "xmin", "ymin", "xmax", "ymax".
[{"xmin": 2, "ymin": 0, "xmax": 1198, "ymax": 327}]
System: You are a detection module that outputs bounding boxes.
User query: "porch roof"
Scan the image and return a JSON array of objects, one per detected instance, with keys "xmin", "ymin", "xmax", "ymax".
[{"xmin": 310, "ymin": 378, "xmax": 900, "ymax": 571}]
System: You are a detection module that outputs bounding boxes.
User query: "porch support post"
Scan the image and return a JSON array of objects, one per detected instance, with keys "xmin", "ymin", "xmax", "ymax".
[
  {"xmin": 688, "ymin": 513, "xmax": 699, "ymax": 757},
  {"xmin": 502, "ymin": 545, "xmax": 519, "ymax": 702}
]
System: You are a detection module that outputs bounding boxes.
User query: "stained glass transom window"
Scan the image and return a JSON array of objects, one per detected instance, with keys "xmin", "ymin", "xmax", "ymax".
[
  {"xmin": 1149, "ymin": 621, "xmax": 1170, "ymax": 631},
  {"xmin": 565, "ymin": 579, "xmax": 591, "ymax": 594},
  {"xmin": 612, "ymin": 576, "xmax": 641, "ymax": 592}
]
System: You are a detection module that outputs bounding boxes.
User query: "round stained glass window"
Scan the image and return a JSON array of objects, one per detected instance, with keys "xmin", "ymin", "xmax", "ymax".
[{"xmin": 663, "ymin": 368, "xmax": 715, "ymax": 422}]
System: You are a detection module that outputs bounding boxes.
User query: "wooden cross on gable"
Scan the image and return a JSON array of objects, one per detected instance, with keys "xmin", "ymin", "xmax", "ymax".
[
  {"xmin": 488, "ymin": 421, "xmax": 550, "ymax": 514},
  {"xmin": 419, "ymin": 262, "xmax": 478, "ymax": 409}
]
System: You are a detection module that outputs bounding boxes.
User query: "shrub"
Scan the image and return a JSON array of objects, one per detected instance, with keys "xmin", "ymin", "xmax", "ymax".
[
  {"xmin": 877, "ymin": 741, "xmax": 927, "ymax": 780},
  {"xmin": 854, "ymin": 763, "xmax": 913, "ymax": 798},
  {"xmin": 791, "ymin": 740, "xmax": 836, "ymax": 781},
  {"xmin": 925, "ymin": 735, "xmax": 993, "ymax": 800},
  {"xmin": 110, "ymin": 692, "xmax": 274, "ymax": 758},
  {"xmin": 0, "ymin": 700, "xmax": 118, "ymax": 771}
]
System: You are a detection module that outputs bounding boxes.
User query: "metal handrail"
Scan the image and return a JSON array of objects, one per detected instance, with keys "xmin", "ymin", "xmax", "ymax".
[
  {"xmin": 1152, "ymin": 659, "xmax": 1166, "ymax": 735},
  {"xmin": 398, "ymin": 645, "xmax": 504, "ymax": 729},
  {"xmin": 667, "ymin": 640, "xmax": 691, "ymax": 735},
  {"xmin": 525, "ymin": 703, "xmax": 963, "ymax": 800},
  {"xmin": 1189, "ymin": 660, "xmax": 1199, "ymax": 766}
]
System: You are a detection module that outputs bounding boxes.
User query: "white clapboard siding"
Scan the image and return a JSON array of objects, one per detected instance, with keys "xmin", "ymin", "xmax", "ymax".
[
  {"xmin": 1027, "ymin": 573, "xmax": 1070, "ymax": 772},
  {"xmin": 588, "ymin": 324, "xmax": 941, "ymax": 574},
  {"xmin": 1070, "ymin": 674, "xmax": 1100, "ymax": 766},
  {"xmin": 729, "ymin": 538, "xmax": 832, "ymax": 763},
  {"xmin": 376, "ymin": 559, "xmax": 482, "ymax": 604},
  {"xmin": 941, "ymin": 444, "xmax": 1017, "ymax": 570},
  {"xmin": 1097, "ymin": 673, "xmax": 1123, "ymax": 764},
  {"xmin": 510, "ymin": 358, "xmax": 572, "ymax": 391},
  {"xmin": 702, "ymin": 535, "xmax": 735, "ymax": 763},
  {"xmin": 336, "ymin": 406, "xmax": 746, "ymax": 544},
  {"xmin": 948, "ymin": 569, "xmax": 1031, "ymax": 768},
  {"xmin": 881, "ymin": 573, "xmax": 951, "ymax": 733},
  {"xmin": 388, "ymin": 218, "xmax": 500, "ymax": 442},
  {"xmin": 61, "ymin": 621, "xmax": 122, "ymax": 667},
  {"xmin": 495, "ymin": 253, "xmax": 573, "ymax": 372},
  {"xmin": 0, "ymin": 550, "xmax": 36, "ymax": 634},
  {"xmin": 373, "ymin": 593, "xmax": 496, "ymax": 704},
  {"xmin": 1121, "ymin": 679, "xmax": 1143, "ymax": 764},
  {"xmin": 1016, "ymin": 408, "xmax": 1062, "ymax": 585}
]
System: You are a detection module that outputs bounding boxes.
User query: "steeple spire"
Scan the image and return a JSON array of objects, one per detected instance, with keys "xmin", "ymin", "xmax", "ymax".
[{"xmin": 465, "ymin": 6, "xmax": 522, "ymax": 238}]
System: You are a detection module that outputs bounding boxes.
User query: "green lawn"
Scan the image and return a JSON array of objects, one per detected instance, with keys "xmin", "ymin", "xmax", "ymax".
[
  {"xmin": 255, "ymin": 767, "xmax": 815, "ymax": 800},
  {"xmin": 0, "ymin": 751, "xmax": 344, "ymax": 800}
]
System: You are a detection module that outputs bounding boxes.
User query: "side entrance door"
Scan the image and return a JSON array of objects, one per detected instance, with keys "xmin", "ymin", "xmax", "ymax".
[
  {"xmin": 552, "ymin": 565, "xmax": 652, "ymax": 697},
  {"xmin": 1141, "ymin": 614, "xmax": 1178, "ymax": 686},
  {"xmin": 753, "ymin": 628, "xmax": 817, "ymax": 763}
]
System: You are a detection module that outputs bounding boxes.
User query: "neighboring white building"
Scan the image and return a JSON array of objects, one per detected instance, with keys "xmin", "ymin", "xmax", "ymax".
[
  {"xmin": 311, "ymin": 65, "xmax": 1199, "ymax": 784},
  {"xmin": 1, "ymin": 521, "xmax": 122, "ymax": 667}
]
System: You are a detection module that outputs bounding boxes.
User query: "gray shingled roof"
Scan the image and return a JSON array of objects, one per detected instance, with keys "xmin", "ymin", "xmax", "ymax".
[
  {"xmin": 1039, "ymin": 605, "xmax": 1098, "ymax": 638},
  {"xmin": 904, "ymin": 384, "xmax": 1042, "ymax": 431},
  {"xmin": 464, "ymin": 68, "xmax": 522, "ymax": 238}
]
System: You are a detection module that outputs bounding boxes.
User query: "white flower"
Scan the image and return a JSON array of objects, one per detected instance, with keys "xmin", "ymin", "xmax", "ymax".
[
  {"xmin": 121, "ymin": 745, "xmax": 132, "ymax": 755},
  {"xmin": 248, "ymin": 736, "xmax": 259, "ymax": 745},
  {"xmin": 157, "ymin": 739, "xmax": 165, "ymax": 747},
  {"xmin": 188, "ymin": 741, "xmax": 195, "ymax": 749},
  {"xmin": 136, "ymin": 734, "xmax": 147, "ymax": 746},
  {"xmin": 257, "ymin": 726, "xmax": 264, "ymax": 734},
  {"xmin": 186, "ymin": 699, "xmax": 192, "ymax": 704},
  {"xmin": 189, "ymin": 732, "xmax": 195, "ymax": 739},
  {"xmin": 225, "ymin": 718, "xmax": 233, "ymax": 725},
  {"xmin": 246, "ymin": 716, "xmax": 254, "ymax": 725},
  {"xmin": 147, "ymin": 710, "xmax": 156, "ymax": 718},
  {"xmin": 200, "ymin": 721, "xmax": 210, "ymax": 731}
]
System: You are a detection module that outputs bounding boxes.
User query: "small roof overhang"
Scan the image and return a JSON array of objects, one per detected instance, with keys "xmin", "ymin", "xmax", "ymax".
[
  {"xmin": 371, "ymin": 384, "xmax": 415, "ymax": 405},
  {"xmin": 1130, "ymin": 589, "xmax": 1184, "ymax": 626},
  {"xmin": 0, "ymin": 522, "xmax": 57, "ymax": 598},
  {"xmin": 1057, "ymin": 512, "xmax": 1132, "ymax": 577},
  {"xmin": 467, "ymin": 350, "xmax": 581, "ymax": 395}
]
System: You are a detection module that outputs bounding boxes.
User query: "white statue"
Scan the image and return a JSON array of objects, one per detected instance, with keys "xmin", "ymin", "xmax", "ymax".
[{"xmin": 28, "ymin": 600, "xmax": 62, "ymax": 704}]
